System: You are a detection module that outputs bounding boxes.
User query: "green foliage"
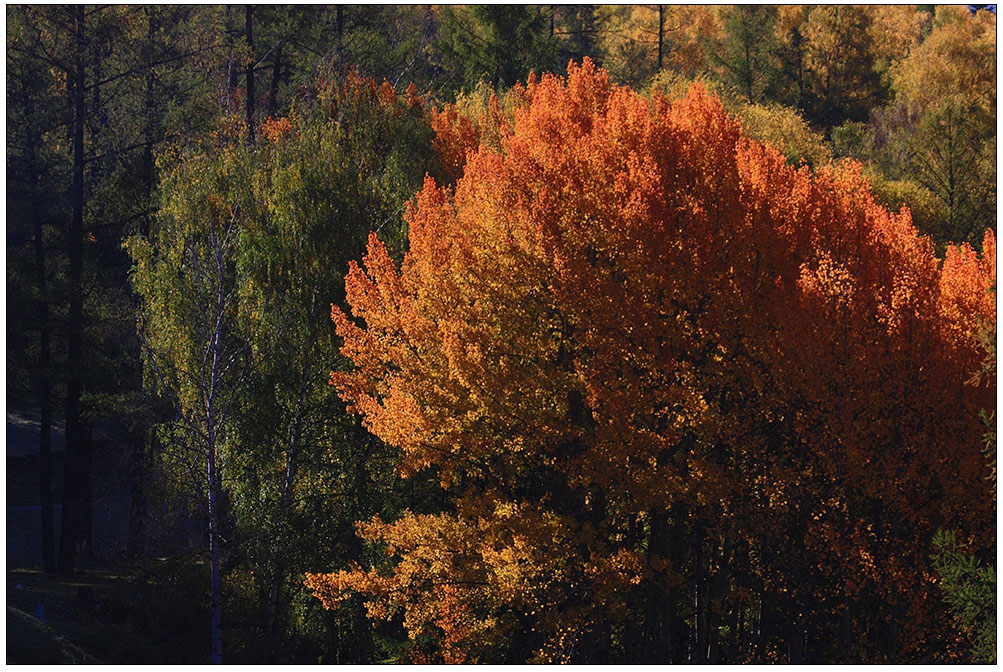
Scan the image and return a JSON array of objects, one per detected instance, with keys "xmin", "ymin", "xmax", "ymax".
[
  {"xmin": 708, "ymin": 5, "xmax": 780, "ymax": 103},
  {"xmin": 831, "ymin": 120, "xmax": 869, "ymax": 159},
  {"xmin": 831, "ymin": 99, "xmax": 995, "ymax": 250},
  {"xmin": 129, "ymin": 72, "xmax": 439, "ymax": 661},
  {"xmin": 225, "ymin": 76, "xmax": 437, "ymax": 658},
  {"xmin": 553, "ymin": 6, "xmax": 601, "ymax": 68},
  {"xmin": 6, "ymin": 7, "xmax": 74, "ymax": 405},
  {"xmin": 905, "ymin": 101, "xmax": 996, "ymax": 248},
  {"xmin": 932, "ymin": 530, "xmax": 997, "ymax": 663},
  {"xmin": 252, "ymin": 6, "xmax": 444, "ymax": 104},
  {"xmin": 438, "ymin": 5, "xmax": 557, "ymax": 90}
]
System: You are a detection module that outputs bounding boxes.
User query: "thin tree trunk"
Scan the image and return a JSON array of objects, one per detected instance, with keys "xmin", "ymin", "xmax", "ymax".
[
  {"xmin": 204, "ymin": 219, "xmax": 233, "ymax": 661},
  {"xmin": 226, "ymin": 4, "xmax": 236, "ymax": 119},
  {"xmin": 245, "ymin": 4, "xmax": 255, "ymax": 144},
  {"xmin": 690, "ymin": 525, "xmax": 705, "ymax": 663},
  {"xmin": 205, "ymin": 223, "xmax": 228, "ymax": 665},
  {"xmin": 128, "ymin": 429, "xmax": 150, "ymax": 558},
  {"xmin": 134, "ymin": 14, "xmax": 163, "ymax": 536},
  {"xmin": 336, "ymin": 5, "xmax": 344, "ymax": 54},
  {"xmin": 268, "ymin": 43, "xmax": 282, "ymax": 117},
  {"xmin": 91, "ymin": 41, "xmax": 103, "ymax": 181},
  {"xmin": 281, "ymin": 368, "xmax": 307, "ymax": 513},
  {"xmin": 27, "ymin": 85, "xmax": 57, "ymax": 574},
  {"xmin": 706, "ymin": 539, "xmax": 730, "ymax": 663},
  {"xmin": 142, "ymin": 7, "xmax": 157, "ymax": 235},
  {"xmin": 791, "ymin": 616, "xmax": 806, "ymax": 664},
  {"xmin": 80, "ymin": 423, "xmax": 93, "ymax": 560},
  {"xmin": 59, "ymin": 3, "xmax": 87, "ymax": 576},
  {"xmin": 839, "ymin": 594, "xmax": 852, "ymax": 663},
  {"xmin": 642, "ymin": 510, "xmax": 666, "ymax": 663},
  {"xmin": 756, "ymin": 591, "xmax": 773, "ymax": 663},
  {"xmin": 657, "ymin": 5, "xmax": 664, "ymax": 71},
  {"xmin": 207, "ymin": 432, "xmax": 223, "ymax": 664},
  {"xmin": 728, "ymin": 605, "xmax": 742, "ymax": 662},
  {"xmin": 667, "ymin": 504, "xmax": 687, "ymax": 663},
  {"xmin": 887, "ymin": 515, "xmax": 901, "ymax": 662},
  {"xmin": 266, "ymin": 363, "xmax": 309, "ymax": 645},
  {"xmin": 35, "ymin": 225, "xmax": 57, "ymax": 575}
]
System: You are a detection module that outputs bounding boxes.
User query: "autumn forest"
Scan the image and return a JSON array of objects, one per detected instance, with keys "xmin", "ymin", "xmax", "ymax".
[{"xmin": 6, "ymin": 4, "xmax": 997, "ymax": 665}]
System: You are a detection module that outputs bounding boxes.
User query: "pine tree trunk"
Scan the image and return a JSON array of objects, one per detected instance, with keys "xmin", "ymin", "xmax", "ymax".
[
  {"xmin": 80, "ymin": 423, "xmax": 94, "ymax": 560},
  {"xmin": 657, "ymin": 5, "xmax": 664, "ymax": 71}
]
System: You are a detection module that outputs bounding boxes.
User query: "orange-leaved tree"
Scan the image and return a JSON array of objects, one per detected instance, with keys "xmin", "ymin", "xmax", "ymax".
[{"xmin": 307, "ymin": 59, "xmax": 995, "ymax": 663}]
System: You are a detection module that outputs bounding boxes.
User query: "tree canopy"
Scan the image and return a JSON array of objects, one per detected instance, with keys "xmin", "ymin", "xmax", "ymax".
[
  {"xmin": 307, "ymin": 60, "xmax": 995, "ymax": 663},
  {"xmin": 6, "ymin": 5, "xmax": 996, "ymax": 665}
]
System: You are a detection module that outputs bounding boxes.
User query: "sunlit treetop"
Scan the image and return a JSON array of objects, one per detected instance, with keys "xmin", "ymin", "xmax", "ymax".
[{"xmin": 310, "ymin": 59, "xmax": 995, "ymax": 663}]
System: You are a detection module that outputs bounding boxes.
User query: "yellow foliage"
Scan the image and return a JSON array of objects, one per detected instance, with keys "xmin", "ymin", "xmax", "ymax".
[
  {"xmin": 866, "ymin": 5, "xmax": 927, "ymax": 71},
  {"xmin": 734, "ymin": 101, "xmax": 832, "ymax": 169},
  {"xmin": 892, "ymin": 5, "xmax": 996, "ymax": 114},
  {"xmin": 597, "ymin": 5, "xmax": 721, "ymax": 86}
]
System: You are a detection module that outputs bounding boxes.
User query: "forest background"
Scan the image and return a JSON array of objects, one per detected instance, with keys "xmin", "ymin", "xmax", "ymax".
[{"xmin": 5, "ymin": 4, "xmax": 997, "ymax": 664}]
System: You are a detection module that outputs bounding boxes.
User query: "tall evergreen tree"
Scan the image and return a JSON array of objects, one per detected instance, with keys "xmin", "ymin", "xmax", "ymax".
[
  {"xmin": 708, "ymin": 5, "xmax": 780, "ymax": 103},
  {"xmin": 438, "ymin": 5, "xmax": 557, "ymax": 89}
]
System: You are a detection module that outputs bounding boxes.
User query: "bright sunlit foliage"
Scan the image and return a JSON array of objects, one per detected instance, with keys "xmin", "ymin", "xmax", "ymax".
[{"xmin": 308, "ymin": 60, "xmax": 995, "ymax": 663}]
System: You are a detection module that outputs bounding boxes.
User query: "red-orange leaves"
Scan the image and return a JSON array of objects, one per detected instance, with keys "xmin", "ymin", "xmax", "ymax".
[
  {"xmin": 939, "ymin": 230, "xmax": 996, "ymax": 350},
  {"xmin": 431, "ymin": 87, "xmax": 512, "ymax": 182},
  {"xmin": 314, "ymin": 59, "xmax": 996, "ymax": 663},
  {"xmin": 260, "ymin": 116, "xmax": 293, "ymax": 142}
]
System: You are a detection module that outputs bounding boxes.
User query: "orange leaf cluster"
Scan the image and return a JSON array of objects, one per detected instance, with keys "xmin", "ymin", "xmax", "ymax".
[
  {"xmin": 313, "ymin": 59, "xmax": 995, "ymax": 663},
  {"xmin": 260, "ymin": 115, "xmax": 293, "ymax": 143},
  {"xmin": 316, "ymin": 68, "xmax": 428, "ymax": 124}
]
